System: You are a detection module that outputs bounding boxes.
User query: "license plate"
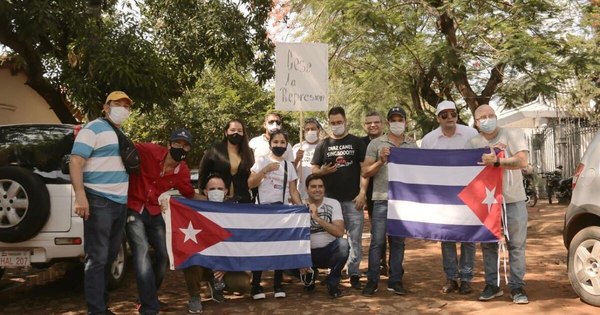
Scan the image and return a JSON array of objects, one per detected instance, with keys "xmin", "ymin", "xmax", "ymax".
[{"xmin": 0, "ymin": 250, "xmax": 31, "ymax": 268}]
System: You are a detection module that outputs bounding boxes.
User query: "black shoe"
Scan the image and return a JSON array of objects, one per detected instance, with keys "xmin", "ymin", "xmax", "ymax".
[
  {"xmin": 362, "ymin": 281, "xmax": 378, "ymax": 296},
  {"xmin": 510, "ymin": 288, "xmax": 529, "ymax": 304},
  {"xmin": 158, "ymin": 300, "xmax": 168, "ymax": 309},
  {"xmin": 274, "ymin": 286, "xmax": 286, "ymax": 298},
  {"xmin": 459, "ymin": 281, "xmax": 473, "ymax": 294},
  {"xmin": 441, "ymin": 279, "xmax": 459, "ymax": 293},
  {"xmin": 387, "ymin": 282, "xmax": 407, "ymax": 295},
  {"xmin": 327, "ymin": 283, "xmax": 343, "ymax": 298},
  {"xmin": 478, "ymin": 284, "xmax": 503, "ymax": 301},
  {"xmin": 350, "ymin": 275, "xmax": 362, "ymax": 290},
  {"xmin": 251, "ymin": 285, "xmax": 266, "ymax": 300},
  {"xmin": 106, "ymin": 310, "xmax": 117, "ymax": 315}
]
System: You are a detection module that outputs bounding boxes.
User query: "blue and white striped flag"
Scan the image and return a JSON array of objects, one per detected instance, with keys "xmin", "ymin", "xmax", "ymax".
[{"xmin": 163, "ymin": 197, "xmax": 312, "ymax": 271}]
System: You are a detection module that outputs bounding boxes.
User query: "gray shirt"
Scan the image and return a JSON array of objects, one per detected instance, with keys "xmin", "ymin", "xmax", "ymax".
[
  {"xmin": 366, "ymin": 134, "xmax": 418, "ymax": 200},
  {"xmin": 465, "ymin": 128, "xmax": 528, "ymax": 203}
]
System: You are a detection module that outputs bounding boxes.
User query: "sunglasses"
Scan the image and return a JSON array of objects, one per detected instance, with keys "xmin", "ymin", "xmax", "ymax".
[
  {"xmin": 268, "ymin": 120, "xmax": 282, "ymax": 125},
  {"xmin": 439, "ymin": 111, "xmax": 458, "ymax": 120}
]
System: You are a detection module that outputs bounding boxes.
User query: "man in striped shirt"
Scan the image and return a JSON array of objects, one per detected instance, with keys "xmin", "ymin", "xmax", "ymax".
[{"xmin": 70, "ymin": 91, "xmax": 133, "ymax": 315}]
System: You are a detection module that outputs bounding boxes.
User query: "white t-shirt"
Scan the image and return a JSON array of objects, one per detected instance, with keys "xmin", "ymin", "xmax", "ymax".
[
  {"xmin": 466, "ymin": 128, "xmax": 529, "ymax": 203},
  {"xmin": 420, "ymin": 124, "xmax": 479, "ymax": 149},
  {"xmin": 251, "ymin": 155, "xmax": 298, "ymax": 205},
  {"xmin": 310, "ymin": 197, "xmax": 343, "ymax": 249},
  {"xmin": 249, "ymin": 134, "xmax": 294, "ymax": 162},
  {"xmin": 292, "ymin": 141, "xmax": 318, "ymax": 200}
]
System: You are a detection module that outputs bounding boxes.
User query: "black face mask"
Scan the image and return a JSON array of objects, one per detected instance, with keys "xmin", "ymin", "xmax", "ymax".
[
  {"xmin": 227, "ymin": 133, "xmax": 243, "ymax": 145},
  {"xmin": 271, "ymin": 146, "xmax": 286, "ymax": 157},
  {"xmin": 169, "ymin": 147, "xmax": 187, "ymax": 162}
]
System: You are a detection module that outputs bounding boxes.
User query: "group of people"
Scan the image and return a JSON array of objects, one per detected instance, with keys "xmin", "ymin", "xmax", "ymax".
[{"xmin": 70, "ymin": 91, "xmax": 529, "ymax": 315}]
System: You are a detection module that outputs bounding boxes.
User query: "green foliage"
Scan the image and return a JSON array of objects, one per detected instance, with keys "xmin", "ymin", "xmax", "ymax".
[
  {"xmin": 289, "ymin": 0, "xmax": 596, "ymax": 134},
  {"xmin": 0, "ymin": 0, "xmax": 274, "ymax": 121},
  {"xmin": 125, "ymin": 65, "xmax": 277, "ymax": 167}
]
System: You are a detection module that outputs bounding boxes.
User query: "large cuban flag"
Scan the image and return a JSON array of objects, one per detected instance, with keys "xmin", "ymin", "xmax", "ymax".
[
  {"xmin": 163, "ymin": 197, "xmax": 312, "ymax": 271},
  {"xmin": 387, "ymin": 147, "xmax": 503, "ymax": 243}
]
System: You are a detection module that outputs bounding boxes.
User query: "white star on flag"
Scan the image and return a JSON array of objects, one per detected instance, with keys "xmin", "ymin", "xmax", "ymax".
[
  {"xmin": 482, "ymin": 186, "xmax": 498, "ymax": 214},
  {"xmin": 179, "ymin": 221, "xmax": 202, "ymax": 244}
]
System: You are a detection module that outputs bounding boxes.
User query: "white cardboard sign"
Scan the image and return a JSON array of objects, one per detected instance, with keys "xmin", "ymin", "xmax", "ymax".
[{"xmin": 275, "ymin": 43, "xmax": 328, "ymax": 111}]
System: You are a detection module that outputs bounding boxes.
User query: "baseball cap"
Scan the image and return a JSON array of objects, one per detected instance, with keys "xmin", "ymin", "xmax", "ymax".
[
  {"xmin": 170, "ymin": 128, "xmax": 193, "ymax": 144},
  {"xmin": 105, "ymin": 91, "xmax": 133, "ymax": 105},
  {"xmin": 435, "ymin": 101, "xmax": 456, "ymax": 115},
  {"xmin": 387, "ymin": 106, "xmax": 407, "ymax": 120}
]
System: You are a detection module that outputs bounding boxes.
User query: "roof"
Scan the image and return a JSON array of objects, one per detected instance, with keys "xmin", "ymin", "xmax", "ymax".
[{"xmin": 496, "ymin": 95, "xmax": 568, "ymax": 128}]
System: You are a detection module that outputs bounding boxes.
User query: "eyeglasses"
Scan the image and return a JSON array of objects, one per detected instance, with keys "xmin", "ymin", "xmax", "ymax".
[
  {"xmin": 476, "ymin": 114, "xmax": 497, "ymax": 121},
  {"xmin": 364, "ymin": 121, "xmax": 382, "ymax": 125},
  {"xmin": 439, "ymin": 111, "xmax": 458, "ymax": 120},
  {"xmin": 267, "ymin": 120, "xmax": 282, "ymax": 125}
]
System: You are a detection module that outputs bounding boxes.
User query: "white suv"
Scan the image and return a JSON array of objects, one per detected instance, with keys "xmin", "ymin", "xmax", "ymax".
[
  {"xmin": 564, "ymin": 130, "xmax": 600, "ymax": 307},
  {"xmin": 0, "ymin": 124, "xmax": 127, "ymax": 288}
]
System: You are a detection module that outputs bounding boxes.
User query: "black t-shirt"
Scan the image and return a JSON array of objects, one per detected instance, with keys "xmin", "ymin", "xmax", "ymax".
[{"xmin": 311, "ymin": 134, "xmax": 366, "ymax": 202}]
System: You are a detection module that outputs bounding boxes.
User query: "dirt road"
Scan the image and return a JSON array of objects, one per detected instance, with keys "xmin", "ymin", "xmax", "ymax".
[{"xmin": 0, "ymin": 200, "xmax": 597, "ymax": 314}]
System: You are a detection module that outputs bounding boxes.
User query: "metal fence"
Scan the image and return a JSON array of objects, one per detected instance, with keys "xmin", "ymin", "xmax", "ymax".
[{"xmin": 530, "ymin": 119, "xmax": 599, "ymax": 192}]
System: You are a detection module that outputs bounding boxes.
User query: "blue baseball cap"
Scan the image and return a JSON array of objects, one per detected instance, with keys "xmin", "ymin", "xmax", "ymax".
[{"xmin": 170, "ymin": 128, "xmax": 192, "ymax": 144}]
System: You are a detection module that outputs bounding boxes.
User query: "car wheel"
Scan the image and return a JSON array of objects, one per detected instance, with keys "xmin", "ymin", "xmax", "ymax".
[
  {"xmin": 0, "ymin": 166, "xmax": 51, "ymax": 243},
  {"xmin": 107, "ymin": 240, "xmax": 128, "ymax": 290},
  {"xmin": 568, "ymin": 226, "xmax": 600, "ymax": 306}
]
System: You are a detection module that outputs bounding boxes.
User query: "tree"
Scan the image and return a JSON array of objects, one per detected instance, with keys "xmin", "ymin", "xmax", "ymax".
[
  {"xmin": 125, "ymin": 64, "xmax": 281, "ymax": 167},
  {"xmin": 0, "ymin": 0, "xmax": 274, "ymax": 122},
  {"xmin": 285, "ymin": 0, "xmax": 593, "ymax": 134}
]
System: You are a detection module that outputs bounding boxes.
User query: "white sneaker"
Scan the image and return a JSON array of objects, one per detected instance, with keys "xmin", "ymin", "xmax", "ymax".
[
  {"xmin": 274, "ymin": 287, "xmax": 286, "ymax": 298},
  {"xmin": 251, "ymin": 286, "xmax": 266, "ymax": 300},
  {"xmin": 188, "ymin": 296, "xmax": 202, "ymax": 314}
]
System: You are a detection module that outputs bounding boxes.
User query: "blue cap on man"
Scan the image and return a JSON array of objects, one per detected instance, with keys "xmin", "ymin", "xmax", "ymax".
[{"xmin": 170, "ymin": 128, "xmax": 192, "ymax": 144}]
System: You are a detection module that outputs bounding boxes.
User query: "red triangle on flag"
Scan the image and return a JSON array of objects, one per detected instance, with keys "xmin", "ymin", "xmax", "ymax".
[
  {"xmin": 458, "ymin": 164, "xmax": 503, "ymax": 239},
  {"xmin": 169, "ymin": 199, "xmax": 232, "ymax": 268}
]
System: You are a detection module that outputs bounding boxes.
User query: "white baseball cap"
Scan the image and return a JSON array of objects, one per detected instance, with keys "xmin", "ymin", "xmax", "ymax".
[{"xmin": 435, "ymin": 101, "xmax": 456, "ymax": 115}]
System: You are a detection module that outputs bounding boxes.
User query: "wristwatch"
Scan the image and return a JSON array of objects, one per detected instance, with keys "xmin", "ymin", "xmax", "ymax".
[{"xmin": 493, "ymin": 159, "xmax": 501, "ymax": 167}]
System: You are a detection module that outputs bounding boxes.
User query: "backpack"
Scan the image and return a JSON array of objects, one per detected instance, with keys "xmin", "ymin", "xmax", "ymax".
[{"xmin": 102, "ymin": 118, "xmax": 140, "ymax": 174}]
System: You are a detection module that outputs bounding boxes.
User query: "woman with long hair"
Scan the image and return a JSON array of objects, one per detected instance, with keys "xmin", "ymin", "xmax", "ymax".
[{"xmin": 198, "ymin": 119, "xmax": 254, "ymax": 203}]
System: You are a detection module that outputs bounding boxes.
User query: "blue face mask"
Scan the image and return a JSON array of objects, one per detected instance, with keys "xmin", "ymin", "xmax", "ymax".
[{"xmin": 479, "ymin": 117, "xmax": 497, "ymax": 134}]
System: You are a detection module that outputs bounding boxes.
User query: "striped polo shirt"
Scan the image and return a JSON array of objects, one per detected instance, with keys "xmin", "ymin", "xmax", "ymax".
[{"xmin": 71, "ymin": 118, "xmax": 129, "ymax": 204}]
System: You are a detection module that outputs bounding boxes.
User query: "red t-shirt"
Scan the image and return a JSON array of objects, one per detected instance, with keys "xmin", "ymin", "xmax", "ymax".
[{"xmin": 127, "ymin": 143, "xmax": 195, "ymax": 215}]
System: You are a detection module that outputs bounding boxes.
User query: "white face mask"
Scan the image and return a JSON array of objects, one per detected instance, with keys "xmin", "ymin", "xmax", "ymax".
[
  {"xmin": 389, "ymin": 122, "xmax": 405, "ymax": 136},
  {"xmin": 305, "ymin": 130, "xmax": 318, "ymax": 143},
  {"xmin": 207, "ymin": 189, "xmax": 225, "ymax": 202},
  {"xmin": 331, "ymin": 124, "xmax": 345, "ymax": 136},
  {"xmin": 267, "ymin": 122, "xmax": 281, "ymax": 132},
  {"xmin": 108, "ymin": 106, "xmax": 130, "ymax": 125},
  {"xmin": 479, "ymin": 117, "xmax": 497, "ymax": 134}
]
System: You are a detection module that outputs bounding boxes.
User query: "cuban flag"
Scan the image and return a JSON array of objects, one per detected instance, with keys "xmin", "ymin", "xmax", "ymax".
[
  {"xmin": 163, "ymin": 197, "xmax": 312, "ymax": 271},
  {"xmin": 387, "ymin": 147, "xmax": 503, "ymax": 243}
]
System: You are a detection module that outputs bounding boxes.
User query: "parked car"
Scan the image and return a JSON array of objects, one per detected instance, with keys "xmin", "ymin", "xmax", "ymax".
[
  {"xmin": 0, "ymin": 124, "xmax": 127, "ymax": 289},
  {"xmin": 563, "ymin": 130, "xmax": 600, "ymax": 307}
]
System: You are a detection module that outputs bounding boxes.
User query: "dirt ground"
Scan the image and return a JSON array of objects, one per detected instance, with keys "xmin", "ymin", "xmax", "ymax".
[{"xmin": 1, "ymin": 199, "xmax": 598, "ymax": 314}]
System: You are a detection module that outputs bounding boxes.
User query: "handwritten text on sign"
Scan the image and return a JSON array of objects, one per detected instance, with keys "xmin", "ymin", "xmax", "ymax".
[{"xmin": 275, "ymin": 43, "xmax": 328, "ymax": 111}]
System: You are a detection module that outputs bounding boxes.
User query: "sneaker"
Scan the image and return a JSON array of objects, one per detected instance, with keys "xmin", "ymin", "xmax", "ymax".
[
  {"xmin": 106, "ymin": 310, "xmax": 117, "ymax": 315},
  {"xmin": 441, "ymin": 279, "xmax": 459, "ymax": 294},
  {"xmin": 158, "ymin": 300, "xmax": 168, "ymax": 309},
  {"xmin": 208, "ymin": 282, "xmax": 225, "ymax": 303},
  {"xmin": 350, "ymin": 275, "xmax": 362, "ymax": 290},
  {"xmin": 510, "ymin": 288, "xmax": 529, "ymax": 304},
  {"xmin": 327, "ymin": 283, "xmax": 343, "ymax": 298},
  {"xmin": 251, "ymin": 285, "xmax": 266, "ymax": 300},
  {"xmin": 459, "ymin": 281, "xmax": 473, "ymax": 294},
  {"xmin": 187, "ymin": 296, "xmax": 203, "ymax": 314},
  {"xmin": 362, "ymin": 281, "xmax": 378, "ymax": 296},
  {"xmin": 478, "ymin": 284, "xmax": 504, "ymax": 301},
  {"xmin": 274, "ymin": 287, "xmax": 286, "ymax": 298},
  {"xmin": 387, "ymin": 282, "xmax": 407, "ymax": 295}
]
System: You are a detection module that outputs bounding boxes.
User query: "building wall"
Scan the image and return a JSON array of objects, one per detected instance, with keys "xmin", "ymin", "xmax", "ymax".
[{"xmin": 0, "ymin": 68, "xmax": 60, "ymax": 124}]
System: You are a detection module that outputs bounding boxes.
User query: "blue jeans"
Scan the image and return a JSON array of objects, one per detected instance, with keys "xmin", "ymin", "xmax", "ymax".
[
  {"xmin": 311, "ymin": 238, "xmax": 349, "ymax": 286},
  {"xmin": 340, "ymin": 200, "xmax": 364, "ymax": 277},
  {"xmin": 84, "ymin": 193, "xmax": 127, "ymax": 315},
  {"xmin": 482, "ymin": 201, "xmax": 528, "ymax": 290},
  {"xmin": 441, "ymin": 241, "xmax": 475, "ymax": 282},
  {"xmin": 126, "ymin": 209, "xmax": 168, "ymax": 315},
  {"xmin": 367, "ymin": 200, "xmax": 405, "ymax": 284}
]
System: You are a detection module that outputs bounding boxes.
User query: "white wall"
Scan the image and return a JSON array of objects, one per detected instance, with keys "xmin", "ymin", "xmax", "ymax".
[{"xmin": 0, "ymin": 68, "xmax": 60, "ymax": 124}]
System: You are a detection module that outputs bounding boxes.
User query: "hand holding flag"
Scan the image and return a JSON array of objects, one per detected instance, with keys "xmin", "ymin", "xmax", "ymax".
[{"xmin": 478, "ymin": 144, "xmax": 498, "ymax": 166}]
